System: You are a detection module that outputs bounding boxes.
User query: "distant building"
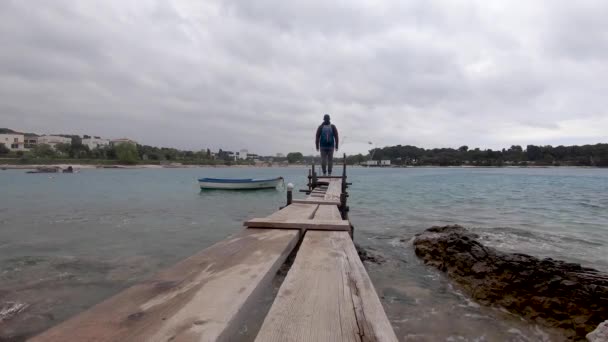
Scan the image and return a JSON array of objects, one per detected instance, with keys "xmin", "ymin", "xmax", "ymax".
[
  {"xmin": 83, "ymin": 137, "xmax": 110, "ymax": 150},
  {"xmin": 37, "ymin": 135, "xmax": 71, "ymax": 149},
  {"xmin": 110, "ymin": 138, "xmax": 137, "ymax": 146},
  {"xmin": 381, "ymin": 160, "xmax": 391, "ymax": 166},
  {"xmin": 24, "ymin": 135, "xmax": 38, "ymax": 149},
  {"xmin": 276, "ymin": 153, "xmax": 285, "ymax": 158},
  {"xmin": 0, "ymin": 133, "xmax": 27, "ymax": 151},
  {"xmin": 364, "ymin": 160, "xmax": 379, "ymax": 167},
  {"xmin": 239, "ymin": 149, "xmax": 248, "ymax": 160},
  {"xmin": 223, "ymin": 151, "xmax": 237, "ymax": 161}
]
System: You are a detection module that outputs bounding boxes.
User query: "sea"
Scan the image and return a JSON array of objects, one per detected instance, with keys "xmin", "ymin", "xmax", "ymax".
[{"xmin": 1, "ymin": 167, "xmax": 607, "ymax": 341}]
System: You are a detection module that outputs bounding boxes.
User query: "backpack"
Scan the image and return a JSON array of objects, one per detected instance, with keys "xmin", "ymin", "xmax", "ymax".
[{"xmin": 319, "ymin": 124, "xmax": 334, "ymax": 149}]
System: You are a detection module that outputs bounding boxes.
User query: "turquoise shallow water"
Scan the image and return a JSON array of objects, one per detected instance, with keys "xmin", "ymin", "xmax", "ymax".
[{"xmin": 1, "ymin": 167, "xmax": 607, "ymax": 340}]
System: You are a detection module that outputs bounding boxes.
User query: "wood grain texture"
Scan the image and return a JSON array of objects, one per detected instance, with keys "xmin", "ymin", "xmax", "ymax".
[
  {"xmin": 292, "ymin": 199, "xmax": 340, "ymax": 206},
  {"xmin": 265, "ymin": 203, "xmax": 319, "ymax": 221},
  {"xmin": 32, "ymin": 229, "xmax": 300, "ymax": 342},
  {"xmin": 255, "ymin": 231, "xmax": 398, "ymax": 342},
  {"xmin": 244, "ymin": 218, "xmax": 349, "ymax": 231},
  {"xmin": 324, "ymin": 179, "xmax": 342, "ymax": 202},
  {"xmin": 313, "ymin": 205, "xmax": 343, "ymax": 221}
]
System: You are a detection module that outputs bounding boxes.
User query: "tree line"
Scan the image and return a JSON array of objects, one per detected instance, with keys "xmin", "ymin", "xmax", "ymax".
[
  {"xmin": 0, "ymin": 138, "xmax": 253, "ymax": 165},
  {"xmin": 2, "ymin": 126, "xmax": 607, "ymax": 166},
  {"xmin": 367, "ymin": 144, "xmax": 608, "ymax": 166}
]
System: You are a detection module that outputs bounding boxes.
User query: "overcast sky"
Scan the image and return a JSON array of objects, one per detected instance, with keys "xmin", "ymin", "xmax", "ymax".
[{"xmin": 1, "ymin": 1, "xmax": 606, "ymax": 155}]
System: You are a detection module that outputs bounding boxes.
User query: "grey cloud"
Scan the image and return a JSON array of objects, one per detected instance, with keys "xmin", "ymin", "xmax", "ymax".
[{"xmin": 0, "ymin": 0, "xmax": 606, "ymax": 155}]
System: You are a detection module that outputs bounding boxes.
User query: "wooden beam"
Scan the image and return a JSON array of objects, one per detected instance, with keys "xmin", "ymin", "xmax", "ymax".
[
  {"xmin": 244, "ymin": 218, "xmax": 349, "ymax": 231},
  {"xmin": 254, "ymin": 231, "xmax": 398, "ymax": 342},
  {"xmin": 32, "ymin": 229, "xmax": 300, "ymax": 342},
  {"xmin": 313, "ymin": 205, "xmax": 342, "ymax": 221},
  {"xmin": 264, "ymin": 203, "xmax": 318, "ymax": 221},
  {"xmin": 292, "ymin": 199, "xmax": 340, "ymax": 206},
  {"xmin": 324, "ymin": 179, "xmax": 342, "ymax": 201}
]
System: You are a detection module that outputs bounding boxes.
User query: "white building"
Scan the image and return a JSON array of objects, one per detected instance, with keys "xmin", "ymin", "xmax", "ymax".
[
  {"xmin": 82, "ymin": 137, "xmax": 110, "ymax": 150},
  {"xmin": 0, "ymin": 133, "xmax": 27, "ymax": 151},
  {"xmin": 364, "ymin": 160, "xmax": 379, "ymax": 166},
  {"xmin": 276, "ymin": 153, "xmax": 285, "ymax": 158},
  {"xmin": 110, "ymin": 138, "xmax": 137, "ymax": 146},
  {"xmin": 38, "ymin": 135, "xmax": 72, "ymax": 149},
  {"xmin": 239, "ymin": 149, "xmax": 248, "ymax": 160},
  {"xmin": 381, "ymin": 160, "xmax": 391, "ymax": 166}
]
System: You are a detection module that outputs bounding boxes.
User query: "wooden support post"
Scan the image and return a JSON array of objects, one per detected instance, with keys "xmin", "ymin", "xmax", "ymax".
[
  {"xmin": 341, "ymin": 153, "xmax": 347, "ymax": 193},
  {"xmin": 307, "ymin": 169, "xmax": 312, "ymax": 192},
  {"xmin": 286, "ymin": 183, "xmax": 293, "ymax": 206},
  {"xmin": 312, "ymin": 163, "xmax": 318, "ymax": 188},
  {"xmin": 339, "ymin": 192, "xmax": 347, "ymax": 220}
]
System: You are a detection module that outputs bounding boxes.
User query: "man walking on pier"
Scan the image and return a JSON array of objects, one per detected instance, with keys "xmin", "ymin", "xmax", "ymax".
[{"xmin": 315, "ymin": 114, "xmax": 339, "ymax": 176}]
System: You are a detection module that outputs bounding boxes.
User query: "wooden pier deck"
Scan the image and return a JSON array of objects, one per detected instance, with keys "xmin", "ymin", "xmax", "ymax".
[{"xmin": 32, "ymin": 166, "xmax": 398, "ymax": 342}]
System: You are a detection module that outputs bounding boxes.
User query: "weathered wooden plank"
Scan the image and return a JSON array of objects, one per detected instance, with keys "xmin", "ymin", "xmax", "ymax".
[
  {"xmin": 255, "ymin": 231, "xmax": 398, "ymax": 342},
  {"xmin": 292, "ymin": 199, "xmax": 340, "ymax": 206},
  {"xmin": 265, "ymin": 203, "xmax": 318, "ymax": 221},
  {"xmin": 244, "ymin": 218, "xmax": 349, "ymax": 231},
  {"xmin": 313, "ymin": 204, "xmax": 343, "ymax": 221},
  {"xmin": 324, "ymin": 179, "xmax": 342, "ymax": 201},
  {"xmin": 32, "ymin": 229, "xmax": 301, "ymax": 342}
]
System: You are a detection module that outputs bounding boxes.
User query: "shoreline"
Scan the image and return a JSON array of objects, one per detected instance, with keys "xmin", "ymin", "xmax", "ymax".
[
  {"xmin": 1, "ymin": 163, "xmax": 604, "ymax": 170},
  {"xmin": 0, "ymin": 163, "xmax": 312, "ymax": 170}
]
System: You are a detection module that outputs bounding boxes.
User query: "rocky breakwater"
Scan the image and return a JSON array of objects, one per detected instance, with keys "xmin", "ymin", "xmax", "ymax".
[{"xmin": 413, "ymin": 225, "xmax": 608, "ymax": 340}]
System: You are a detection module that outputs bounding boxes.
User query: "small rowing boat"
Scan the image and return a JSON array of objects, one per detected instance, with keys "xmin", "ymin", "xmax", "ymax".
[{"xmin": 198, "ymin": 177, "xmax": 284, "ymax": 190}]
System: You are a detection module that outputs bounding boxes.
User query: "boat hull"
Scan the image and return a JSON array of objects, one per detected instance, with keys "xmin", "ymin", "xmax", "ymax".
[{"xmin": 198, "ymin": 177, "xmax": 283, "ymax": 190}]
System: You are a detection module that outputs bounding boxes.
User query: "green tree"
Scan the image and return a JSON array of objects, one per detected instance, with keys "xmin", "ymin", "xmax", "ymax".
[
  {"xmin": 115, "ymin": 143, "xmax": 139, "ymax": 164},
  {"xmin": 287, "ymin": 152, "xmax": 304, "ymax": 164},
  {"xmin": 55, "ymin": 143, "xmax": 71, "ymax": 155},
  {"xmin": 69, "ymin": 136, "xmax": 89, "ymax": 158},
  {"xmin": 0, "ymin": 143, "xmax": 9, "ymax": 155},
  {"xmin": 526, "ymin": 145, "xmax": 542, "ymax": 161},
  {"xmin": 31, "ymin": 144, "xmax": 56, "ymax": 158}
]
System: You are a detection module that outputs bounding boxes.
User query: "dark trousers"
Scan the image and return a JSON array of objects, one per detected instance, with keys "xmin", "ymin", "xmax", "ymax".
[{"xmin": 320, "ymin": 148, "xmax": 334, "ymax": 175}]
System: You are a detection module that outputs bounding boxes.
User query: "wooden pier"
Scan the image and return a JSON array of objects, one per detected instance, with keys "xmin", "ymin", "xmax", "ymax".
[{"xmin": 32, "ymin": 160, "xmax": 398, "ymax": 342}]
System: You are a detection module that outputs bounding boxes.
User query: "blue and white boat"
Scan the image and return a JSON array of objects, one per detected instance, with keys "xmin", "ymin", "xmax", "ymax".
[{"xmin": 198, "ymin": 177, "xmax": 284, "ymax": 190}]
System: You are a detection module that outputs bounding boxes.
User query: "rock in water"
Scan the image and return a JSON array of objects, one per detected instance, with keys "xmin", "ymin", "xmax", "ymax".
[{"xmin": 413, "ymin": 225, "xmax": 608, "ymax": 340}]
